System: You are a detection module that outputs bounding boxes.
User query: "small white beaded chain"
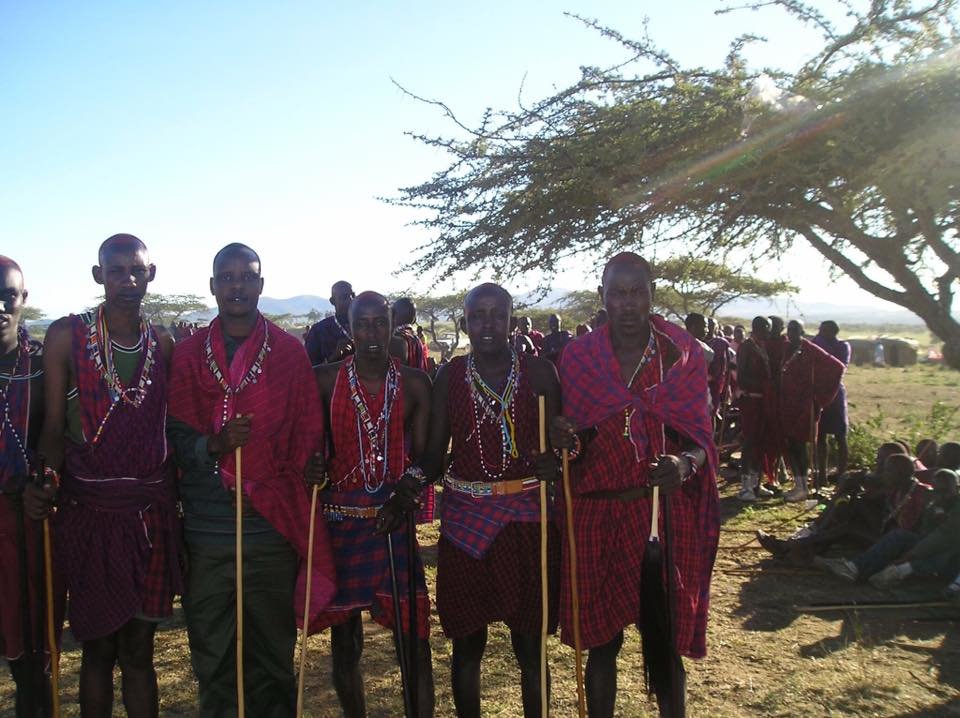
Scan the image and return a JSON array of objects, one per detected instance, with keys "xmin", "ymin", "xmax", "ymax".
[
  {"xmin": 204, "ymin": 316, "xmax": 271, "ymax": 425},
  {"xmin": 86, "ymin": 307, "xmax": 157, "ymax": 445},
  {"xmin": 467, "ymin": 350, "xmax": 520, "ymax": 481},
  {"xmin": 0, "ymin": 330, "xmax": 30, "ymax": 469}
]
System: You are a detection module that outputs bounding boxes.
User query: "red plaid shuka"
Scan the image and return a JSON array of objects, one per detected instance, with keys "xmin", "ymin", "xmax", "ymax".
[
  {"xmin": 558, "ymin": 318, "xmax": 720, "ymax": 658},
  {"xmin": 778, "ymin": 338, "xmax": 845, "ymax": 442},
  {"xmin": 440, "ymin": 354, "xmax": 549, "ymax": 558},
  {"xmin": 168, "ymin": 315, "xmax": 336, "ymax": 633},
  {"xmin": 436, "ymin": 353, "xmax": 560, "ymax": 638},
  {"xmin": 56, "ymin": 311, "xmax": 181, "ymax": 640},
  {"xmin": 315, "ymin": 358, "xmax": 430, "ymax": 638}
]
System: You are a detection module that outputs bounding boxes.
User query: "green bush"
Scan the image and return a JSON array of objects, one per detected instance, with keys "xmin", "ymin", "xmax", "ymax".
[{"xmin": 845, "ymin": 401, "xmax": 960, "ymax": 469}]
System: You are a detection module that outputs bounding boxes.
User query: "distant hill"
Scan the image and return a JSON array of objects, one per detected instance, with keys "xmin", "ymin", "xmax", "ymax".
[{"xmin": 182, "ymin": 295, "xmax": 333, "ymax": 323}]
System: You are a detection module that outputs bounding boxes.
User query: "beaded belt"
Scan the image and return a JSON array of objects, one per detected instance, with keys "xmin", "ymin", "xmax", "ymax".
[
  {"xmin": 443, "ymin": 475, "xmax": 539, "ymax": 498},
  {"xmin": 322, "ymin": 503, "xmax": 382, "ymax": 521}
]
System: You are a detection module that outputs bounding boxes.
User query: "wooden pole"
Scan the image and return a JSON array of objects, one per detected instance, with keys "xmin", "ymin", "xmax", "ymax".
[
  {"xmin": 537, "ymin": 396, "xmax": 549, "ymax": 718},
  {"xmin": 235, "ymin": 441, "xmax": 245, "ymax": 718},
  {"xmin": 797, "ymin": 600, "xmax": 955, "ymax": 612},
  {"xmin": 295, "ymin": 484, "xmax": 319, "ymax": 718},
  {"xmin": 43, "ymin": 518, "xmax": 60, "ymax": 717},
  {"xmin": 561, "ymin": 449, "xmax": 586, "ymax": 718}
]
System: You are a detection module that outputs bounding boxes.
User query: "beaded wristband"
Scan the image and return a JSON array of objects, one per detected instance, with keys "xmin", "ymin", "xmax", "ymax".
[
  {"xmin": 553, "ymin": 433, "xmax": 583, "ymax": 461},
  {"xmin": 680, "ymin": 451, "xmax": 700, "ymax": 482}
]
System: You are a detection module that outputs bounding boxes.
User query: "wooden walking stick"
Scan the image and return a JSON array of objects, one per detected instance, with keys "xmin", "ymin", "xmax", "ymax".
[
  {"xmin": 561, "ymin": 449, "xmax": 586, "ymax": 718},
  {"xmin": 235, "ymin": 438, "xmax": 245, "ymax": 718},
  {"xmin": 43, "ymin": 515, "xmax": 60, "ymax": 717},
  {"xmin": 36, "ymin": 458, "xmax": 60, "ymax": 717},
  {"xmin": 295, "ymin": 484, "xmax": 320, "ymax": 718},
  {"xmin": 537, "ymin": 396, "xmax": 549, "ymax": 718}
]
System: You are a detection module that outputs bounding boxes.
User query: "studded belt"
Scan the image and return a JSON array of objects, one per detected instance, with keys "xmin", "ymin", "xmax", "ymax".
[
  {"xmin": 322, "ymin": 503, "xmax": 382, "ymax": 521},
  {"xmin": 443, "ymin": 475, "xmax": 539, "ymax": 498}
]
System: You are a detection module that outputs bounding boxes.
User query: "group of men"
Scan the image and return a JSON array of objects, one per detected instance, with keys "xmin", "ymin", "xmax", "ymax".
[
  {"xmin": 728, "ymin": 315, "xmax": 848, "ymax": 503},
  {"xmin": 2, "ymin": 240, "xmax": 719, "ymax": 717}
]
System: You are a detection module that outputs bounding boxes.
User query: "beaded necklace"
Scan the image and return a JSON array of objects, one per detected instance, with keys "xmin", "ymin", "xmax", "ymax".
[
  {"xmin": 204, "ymin": 316, "xmax": 271, "ymax": 425},
  {"xmin": 467, "ymin": 349, "xmax": 521, "ymax": 480},
  {"xmin": 0, "ymin": 328, "xmax": 30, "ymax": 471},
  {"xmin": 623, "ymin": 330, "xmax": 658, "ymax": 438},
  {"xmin": 86, "ymin": 306, "xmax": 157, "ymax": 444},
  {"xmin": 334, "ymin": 315, "xmax": 351, "ymax": 339},
  {"xmin": 347, "ymin": 358, "xmax": 399, "ymax": 494}
]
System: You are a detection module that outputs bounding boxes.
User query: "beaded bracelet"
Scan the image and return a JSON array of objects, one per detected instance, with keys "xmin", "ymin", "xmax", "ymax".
[
  {"xmin": 553, "ymin": 433, "xmax": 583, "ymax": 461},
  {"xmin": 680, "ymin": 451, "xmax": 700, "ymax": 483}
]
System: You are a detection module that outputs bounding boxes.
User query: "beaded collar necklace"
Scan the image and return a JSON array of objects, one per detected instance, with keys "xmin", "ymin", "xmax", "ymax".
[
  {"xmin": 467, "ymin": 349, "xmax": 521, "ymax": 480},
  {"xmin": 204, "ymin": 316, "xmax": 271, "ymax": 424},
  {"xmin": 88, "ymin": 305, "xmax": 156, "ymax": 407},
  {"xmin": 0, "ymin": 328, "xmax": 30, "ymax": 470},
  {"xmin": 347, "ymin": 358, "xmax": 399, "ymax": 494}
]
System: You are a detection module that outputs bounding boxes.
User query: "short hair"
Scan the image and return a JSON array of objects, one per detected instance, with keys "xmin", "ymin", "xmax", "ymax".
[
  {"xmin": 349, "ymin": 291, "xmax": 390, "ymax": 323},
  {"xmin": 819, "ymin": 320, "xmax": 840, "ymax": 337},
  {"xmin": 98, "ymin": 234, "xmax": 148, "ymax": 265},
  {"xmin": 331, "ymin": 280, "xmax": 352, "ymax": 295},
  {"xmin": 685, "ymin": 312, "xmax": 705, "ymax": 329},
  {"xmin": 0, "ymin": 256, "xmax": 23, "ymax": 274},
  {"xmin": 601, "ymin": 252, "xmax": 652, "ymax": 285},
  {"xmin": 464, "ymin": 283, "xmax": 513, "ymax": 310},
  {"xmin": 213, "ymin": 243, "xmax": 261, "ymax": 273},
  {"xmin": 884, "ymin": 452, "xmax": 915, "ymax": 478},
  {"xmin": 939, "ymin": 442, "xmax": 960, "ymax": 470},
  {"xmin": 751, "ymin": 316, "xmax": 770, "ymax": 333}
]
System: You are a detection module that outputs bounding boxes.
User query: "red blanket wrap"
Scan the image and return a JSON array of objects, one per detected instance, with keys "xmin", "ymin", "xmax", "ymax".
[
  {"xmin": 167, "ymin": 315, "xmax": 336, "ymax": 633},
  {"xmin": 557, "ymin": 318, "xmax": 720, "ymax": 657},
  {"xmin": 315, "ymin": 358, "xmax": 430, "ymax": 638},
  {"xmin": 778, "ymin": 338, "xmax": 845, "ymax": 442}
]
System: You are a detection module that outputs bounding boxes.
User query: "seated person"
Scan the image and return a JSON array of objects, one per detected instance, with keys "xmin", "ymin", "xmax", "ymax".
[
  {"xmin": 815, "ymin": 468, "xmax": 957, "ymax": 586},
  {"xmin": 757, "ymin": 443, "xmax": 905, "ymax": 560}
]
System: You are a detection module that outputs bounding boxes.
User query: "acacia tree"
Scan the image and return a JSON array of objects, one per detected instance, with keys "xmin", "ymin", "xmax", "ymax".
[
  {"xmin": 414, "ymin": 291, "xmax": 468, "ymax": 359},
  {"xmin": 140, "ymin": 293, "xmax": 209, "ymax": 326},
  {"xmin": 653, "ymin": 256, "xmax": 796, "ymax": 320},
  {"xmin": 392, "ymin": 1, "xmax": 960, "ymax": 366}
]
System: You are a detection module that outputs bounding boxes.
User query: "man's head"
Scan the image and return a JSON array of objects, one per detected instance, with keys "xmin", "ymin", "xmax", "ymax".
[
  {"xmin": 598, "ymin": 252, "xmax": 654, "ymax": 340},
  {"xmin": 548, "ymin": 314, "xmax": 561, "ymax": 333},
  {"xmin": 733, "ymin": 324, "xmax": 745, "ymax": 342},
  {"xmin": 391, "ymin": 297, "xmax": 417, "ymax": 327},
  {"xmin": 932, "ymin": 469, "xmax": 959, "ymax": 505},
  {"xmin": 463, "ymin": 283, "xmax": 513, "ymax": 357},
  {"xmin": 330, "ymin": 281, "xmax": 355, "ymax": 319},
  {"xmin": 916, "ymin": 439, "xmax": 939, "ymax": 468},
  {"xmin": 685, "ymin": 312, "xmax": 707, "ymax": 341},
  {"xmin": 937, "ymin": 442, "xmax": 960, "ymax": 471},
  {"xmin": 880, "ymin": 452, "xmax": 915, "ymax": 488},
  {"xmin": 210, "ymin": 243, "xmax": 263, "ymax": 319},
  {"xmin": 787, "ymin": 319, "xmax": 805, "ymax": 347},
  {"xmin": 876, "ymin": 441, "xmax": 909, "ymax": 474},
  {"xmin": 94, "ymin": 234, "xmax": 155, "ymax": 310},
  {"xmin": 0, "ymin": 257, "xmax": 26, "ymax": 345},
  {"xmin": 818, "ymin": 320, "xmax": 840, "ymax": 339},
  {"xmin": 349, "ymin": 291, "xmax": 391, "ymax": 363},
  {"xmin": 751, "ymin": 316, "xmax": 770, "ymax": 340},
  {"xmin": 722, "ymin": 324, "xmax": 734, "ymax": 338},
  {"xmin": 769, "ymin": 316, "xmax": 785, "ymax": 337},
  {"xmin": 518, "ymin": 316, "xmax": 532, "ymax": 335},
  {"xmin": 707, "ymin": 317, "xmax": 718, "ymax": 338},
  {"xmin": 576, "ymin": 323, "xmax": 591, "ymax": 337}
]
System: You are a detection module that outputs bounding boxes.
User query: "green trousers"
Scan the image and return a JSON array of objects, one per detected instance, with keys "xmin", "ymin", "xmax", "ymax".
[{"xmin": 183, "ymin": 540, "xmax": 298, "ymax": 717}]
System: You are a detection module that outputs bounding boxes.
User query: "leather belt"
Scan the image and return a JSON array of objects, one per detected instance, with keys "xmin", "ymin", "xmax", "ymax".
[
  {"xmin": 444, "ymin": 475, "xmax": 540, "ymax": 498},
  {"xmin": 322, "ymin": 503, "xmax": 382, "ymax": 521},
  {"xmin": 581, "ymin": 487, "xmax": 654, "ymax": 501}
]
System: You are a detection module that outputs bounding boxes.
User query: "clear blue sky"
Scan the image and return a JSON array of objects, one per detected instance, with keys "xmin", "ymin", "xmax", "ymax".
[{"xmin": 2, "ymin": 0, "xmax": 881, "ymax": 317}]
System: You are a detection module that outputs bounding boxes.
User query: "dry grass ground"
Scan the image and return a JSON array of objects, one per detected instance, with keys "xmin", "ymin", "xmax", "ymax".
[{"xmin": 2, "ymin": 364, "xmax": 958, "ymax": 716}]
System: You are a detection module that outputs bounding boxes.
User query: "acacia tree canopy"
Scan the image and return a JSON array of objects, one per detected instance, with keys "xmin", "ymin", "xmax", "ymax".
[{"xmin": 391, "ymin": 0, "xmax": 960, "ymax": 365}]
